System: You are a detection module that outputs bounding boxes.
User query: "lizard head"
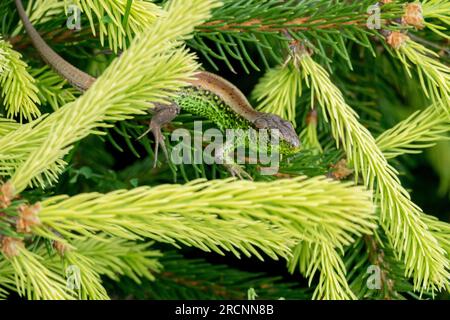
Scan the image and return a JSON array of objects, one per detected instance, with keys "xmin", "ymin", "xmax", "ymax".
[{"xmin": 253, "ymin": 113, "xmax": 301, "ymax": 151}]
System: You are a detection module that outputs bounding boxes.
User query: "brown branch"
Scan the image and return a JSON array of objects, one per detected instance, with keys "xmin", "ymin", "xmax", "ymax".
[
  {"xmin": 198, "ymin": 16, "xmax": 368, "ymax": 33},
  {"xmin": 9, "ymin": 14, "xmax": 370, "ymax": 50},
  {"xmin": 364, "ymin": 235, "xmax": 398, "ymax": 300}
]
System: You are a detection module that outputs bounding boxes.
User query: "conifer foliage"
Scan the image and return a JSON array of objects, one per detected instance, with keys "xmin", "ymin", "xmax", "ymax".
[{"xmin": 0, "ymin": 0, "xmax": 449, "ymax": 300}]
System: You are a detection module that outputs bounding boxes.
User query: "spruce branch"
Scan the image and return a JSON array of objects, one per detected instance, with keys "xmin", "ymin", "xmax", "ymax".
[
  {"xmin": 63, "ymin": 237, "xmax": 163, "ymax": 284},
  {"xmin": 421, "ymin": 214, "xmax": 450, "ymax": 259},
  {"xmin": 376, "ymin": 104, "xmax": 450, "ymax": 159},
  {"xmin": 0, "ymin": 0, "xmax": 447, "ymax": 301},
  {"xmin": 31, "ymin": 66, "xmax": 78, "ymax": 111},
  {"xmin": 0, "ymin": 38, "xmax": 41, "ymax": 121},
  {"xmin": 43, "ymin": 237, "xmax": 163, "ymax": 300},
  {"xmin": 200, "ymin": 0, "xmax": 401, "ymax": 33},
  {"xmin": 1, "ymin": 225, "xmax": 162, "ymax": 299},
  {"xmin": 190, "ymin": 0, "xmax": 404, "ymax": 72},
  {"xmin": 22, "ymin": 175, "xmax": 376, "ymax": 300},
  {"xmin": 421, "ymin": 0, "xmax": 450, "ymax": 39},
  {"xmin": 297, "ymin": 53, "xmax": 449, "ymax": 293},
  {"xmin": 29, "ymin": 177, "xmax": 375, "ymax": 261},
  {"xmin": 0, "ymin": 42, "xmax": 8, "ymax": 72},
  {"xmin": 299, "ymin": 110, "xmax": 323, "ymax": 153},
  {"xmin": 386, "ymin": 34, "xmax": 450, "ymax": 114},
  {"xmin": 64, "ymin": 0, "xmax": 164, "ymax": 52},
  {"xmin": 364, "ymin": 234, "xmax": 400, "ymax": 299},
  {"xmin": 346, "ymin": 234, "xmax": 416, "ymax": 300},
  {"xmin": 1, "ymin": 239, "xmax": 74, "ymax": 299},
  {"xmin": 47, "ymin": 240, "xmax": 110, "ymax": 300},
  {"xmin": 312, "ymin": 242, "xmax": 356, "ymax": 300},
  {"xmin": 0, "ymin": 256, "xmax": 18, "ymax": 299},
  {"xmin": 0, "ymin": 117, "xmax": 20, "ymax": 136},
  {"xmin": 0, "ymin": 116, "xmax": 52, "ymax": 179},
  {"xmin": 252, "ymin": 64, "xmax": 302, "ymax": 127},
  {"xmin": 11, "ymin": 0, "xmax": 66, "ymax": 37},
  {"xmin": 289, "ymin": 241, "xmax": 356, "ymax": 300}
]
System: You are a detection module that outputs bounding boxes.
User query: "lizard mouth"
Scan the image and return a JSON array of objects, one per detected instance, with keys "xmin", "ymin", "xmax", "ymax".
[{"xmin": 285, "ymin": 134, "xmax": 301, "ymax": 149}]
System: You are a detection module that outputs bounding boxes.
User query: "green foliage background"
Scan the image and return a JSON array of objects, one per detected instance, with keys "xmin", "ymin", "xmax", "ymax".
[{"xmin": 0, "ymin": 0, "xmax": 449, "ymax": 300}]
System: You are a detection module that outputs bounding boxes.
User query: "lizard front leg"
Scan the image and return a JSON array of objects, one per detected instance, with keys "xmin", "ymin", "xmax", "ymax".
[
  {"xmin": 138, "ymin": 103, "xmax": 180, "ymax": 167},
  {"xmin": 215, "ymin": 134, "xmax": 253, "ymax": 180}
]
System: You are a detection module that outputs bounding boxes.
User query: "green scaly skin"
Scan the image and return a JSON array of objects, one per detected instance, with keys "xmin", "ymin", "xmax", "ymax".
[
  {"xmin": 174, "ymin": 87, "xmax": 300, "ymax": 156},
  {"xmin": 175, "ymin": 87, "xmax": 252, "ymax": 131}
]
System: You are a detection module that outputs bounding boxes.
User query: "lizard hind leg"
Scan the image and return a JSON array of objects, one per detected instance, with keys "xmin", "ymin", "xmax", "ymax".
[
  {"xmin": 224, "ymin": 163, "xmax": 253, "ymax": 181},
  {"xmin": 215, "ymin": 138, "xmax": 254, "ymax": 181},
  {"xmin": 137, "ymin": 102, "xmax": 181, "ymax": 168}
]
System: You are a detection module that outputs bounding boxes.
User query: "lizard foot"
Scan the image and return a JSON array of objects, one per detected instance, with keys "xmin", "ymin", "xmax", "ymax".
[
  {"xmin": 137, "ymin": 103, "xmax": 180, "ymax": 168},
  {"xmin": 224, "ymin": 163, "xmax": 253, "ymax": 181}
]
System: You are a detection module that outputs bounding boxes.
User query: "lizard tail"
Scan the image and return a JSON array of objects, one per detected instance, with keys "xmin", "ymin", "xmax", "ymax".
[{"xmin": 14, "ymin": 0, "xmax": 96, "ymax": 91}]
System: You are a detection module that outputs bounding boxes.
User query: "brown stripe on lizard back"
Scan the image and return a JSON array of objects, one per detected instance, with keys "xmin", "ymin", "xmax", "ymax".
[{"xmin": 187, "ymin": 71, "xmax": 261, "ymax": 122}]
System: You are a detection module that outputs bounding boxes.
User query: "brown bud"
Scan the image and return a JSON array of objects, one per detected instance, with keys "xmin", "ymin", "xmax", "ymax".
[
  {"xmin": 53, "ymin": 240, "xmax": 69, "ymax": 256},
  {"xmin": 16, "ymin": 203, "xmax": 41, "ymax": 233},
  {"xmin": 402, "ymin": 3, "xmax": 424, "ymax": 29},
  {"xmin": 306, "ymin": 109, "xmax": 318, "ymax": 126},
  {"xmin": 1, "ymin": 237, "xmax": 24, "ymax": 258},
  {"xmin": 330, "ymin": 159, "xmax": 354, "ymax": 180},
  {"xmin": 0, "ymin": 181, "xmax": 15, "ymax": 209},
  {"xmin": 386, "ymin": 31, "xmax": 409, "ymax": 49}
]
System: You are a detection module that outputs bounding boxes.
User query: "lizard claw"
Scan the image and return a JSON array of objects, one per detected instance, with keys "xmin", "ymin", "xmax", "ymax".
[
  {"xmin": 224, "ymin": 163, "xmax": 253, "ymax": 180},
  {"xmin": 151, "ymin": 124, "xmax": 169, "ymax": 168},
  {"xmin": 137, "ymin": 121, "xmax": 169, "ymax": 168},
  {"xmin": 137, "ymin": 103, "xmax": 180, "ymax": 168}
]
